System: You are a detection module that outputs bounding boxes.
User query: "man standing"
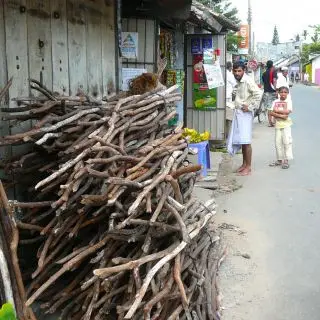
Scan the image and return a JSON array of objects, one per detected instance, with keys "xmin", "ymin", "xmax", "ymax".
[
  {"xmin": 226, "ymin": 61, "xmax": 237, "ymax": 104},
  {"xmin": 277, "ymin": 67, "xmax": 290, "ymax": 89},
  {"xmin": 226, "ymin": 61, "xmax": 237, "ymax": 137},
  {"xmin": 227, "ymin": 62, "xmax": 262, "ymax": 176},
  {"xmin": 261, "ymin": 60, "xmax": 278, "ymax": 126}
]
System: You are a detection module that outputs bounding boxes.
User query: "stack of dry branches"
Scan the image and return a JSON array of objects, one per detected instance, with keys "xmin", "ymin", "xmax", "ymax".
[{"xmin": 0, "ymin": 80, "xmax": 225, "ymax": 320}]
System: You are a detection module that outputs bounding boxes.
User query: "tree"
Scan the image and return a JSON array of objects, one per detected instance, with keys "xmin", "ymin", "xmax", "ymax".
[
  {"xmin": 272, "ymin": 26, "xmax": 279, "ymax": 45},
  {"xmin": 197, "ymin": 0, "xmax": 241, "ymax": 52},
  {"xmin": 303, "ymin": 30, "xmax": 308, "ymax": 40},
  {"xmin": 197, "ymin": 0, "xmax": 240, "ymax": 24},
  {"xmin": 301, "ymin": 42, "xmax": 320, "ymax": 66},
  {"xmin": 197, "ymin": 0, "xmax": 224, "ymax": 9},
  {"xmin": 226, "ymin": 33, "xmax": 242, "ymax": 52},
  {"xmin": 212, "ymin": 0, "xmax": 241, "ymax": 51},
  {"xmin": 300, "ymin": 25, "xmax": 320, "ymax": 66},
  {"xmin": 309, "ymin": 25, "xmax": 320, "ymax": 43}
]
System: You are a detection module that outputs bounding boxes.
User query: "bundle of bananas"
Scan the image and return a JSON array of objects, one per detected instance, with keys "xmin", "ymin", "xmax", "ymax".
[
  {"xmin": 183, "ymin": 128, "xmax": 210, "ymax": 143},
  {"xmin": 0, "ymin": 303, "xmax": 16, "ymax": 320}
]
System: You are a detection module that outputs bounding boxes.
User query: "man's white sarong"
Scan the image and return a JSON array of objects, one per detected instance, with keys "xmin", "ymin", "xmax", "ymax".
[{"xmin": 227, "ymin": 109, "xmax": 253, "ymax": 155}]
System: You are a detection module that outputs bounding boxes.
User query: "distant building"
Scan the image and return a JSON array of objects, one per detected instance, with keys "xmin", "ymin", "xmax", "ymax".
[
  {"xmin": 310, "ymin": 54, "xmax": 320, "ymax": 85},
  {"xmin": 256, "ymin": 41, "xmax": 300, "ymax": 62}
]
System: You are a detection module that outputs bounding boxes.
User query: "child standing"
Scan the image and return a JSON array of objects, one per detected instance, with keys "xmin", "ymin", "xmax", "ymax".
[{"xmin": 268, "ymin": 86, "xmax": 293, "ymax": 169}]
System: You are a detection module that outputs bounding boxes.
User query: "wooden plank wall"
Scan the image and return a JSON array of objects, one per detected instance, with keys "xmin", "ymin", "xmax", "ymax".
[
  {"xmin": 51, "ymin": 0, "xmax": 69, "ymax": 94},
  {"xmin": 122, "ymin": 18, "xmax": 157, "ymax": 73},
  {"xmin": 0, "ymin": 2, "xmax": 7, "ymax": 93},
  {"xmin": 0, "ymin": 0, "xmax": 117, "ymax": 198},
  {"xmin": 0, "ymin": 0, "xmax": 11, "ymax": 164},
  {"xmin": 0, "ymin": 0, "xmax": 117, "ymax": 103}
]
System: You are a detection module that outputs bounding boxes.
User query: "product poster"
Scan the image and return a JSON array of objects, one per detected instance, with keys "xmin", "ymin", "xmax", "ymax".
[
  {"xmin": 176, "ymin": 70, "xmax": 185, "ymax": 93},
  {"xmin": 203, "ymin": 63, "xmax": 225, "ymax": 89},
  {"xmin": 192, "ymin": 54, "xmax": 217, "ymax": 110},
  {"xmin": 163, "ymin": 69, "xmax": 177, "ymax": 87},
  {"xmin": 274, "ymin": 101, "xmax": 287, "ymax": 112},
  {"xmin": 122, "ymin": 68, "xmax": 146, "ymax": 91},
  {"xmin": 191, "ymin": 38, "xmax": 201, "ymax": 54},
  {"xmin": 121, "ymin": 32, "xmax": 138, "ymax": 59},
  {"xmin": 203, "ymin": 49, "xmax": 214, "ymax": 65},
  {"xmin": 160, "ymin": 30, "xmax": 175, "ymax": 68},
  {"xmin": 202, "ymin": 38, "xmax": 213, "ymax": 51}
]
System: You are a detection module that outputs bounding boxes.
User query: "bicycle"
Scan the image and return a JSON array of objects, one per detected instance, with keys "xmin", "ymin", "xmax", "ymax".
[{"xmin": 254, "ymin": 95, "xmax": 268, "ymax": 123}]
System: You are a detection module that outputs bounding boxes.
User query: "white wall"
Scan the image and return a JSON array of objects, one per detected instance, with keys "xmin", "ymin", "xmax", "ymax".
[{"xmin": 312, "ymin": 56, "xmax": 320, "ymax": 83}]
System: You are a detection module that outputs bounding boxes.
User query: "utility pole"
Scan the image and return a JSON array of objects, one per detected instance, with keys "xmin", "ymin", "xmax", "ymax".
[
  {"xmin": 252, "ymin": 31, "xmax": 255, "ymax": 55},
  {"xmin": 248, "ymin": 0, "xmax": 252, "ymax": 55}
]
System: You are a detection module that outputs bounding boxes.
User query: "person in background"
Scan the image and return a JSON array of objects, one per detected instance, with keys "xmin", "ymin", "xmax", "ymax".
[
  {"xmin": 227, "ymin": 61, "xmax": 262, "ymax": 176},
  {"xmin": 276, "ymin": 67, "xmax": 282, "ymax": 79},
  {"xmin": 225, "ymin": 62, "xmax": 237, "ymax": 138},
  {"xmin": 304, "ymin": 72, "xmax": 309, "ymax": 82},
  {"xmin": 295, "ymin": 72, "xmax": 300, "ymax": 83},
  {"xmin": 268, "ymin": 86, "xmax": 293, "ymax": 169},
  {"xmin": 277, "ymin": 67, "xmax": 290, "ymax": 89},
  {"xmin": 261, "ymin": 60, "xmax": 278, "ymax": 127},
  {"xmin": 290, "ymin": 71, "xmax": 295, "ymax": 83},
  {"xmin": 226, "ymin": 61, "xmax": 237, "ymax": 103},
  {"xmin": 276, "ymin": 67, "xmax": 292, "ymax": 105}
]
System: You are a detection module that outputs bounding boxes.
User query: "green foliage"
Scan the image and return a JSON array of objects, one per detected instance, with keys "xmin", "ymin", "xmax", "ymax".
[
  {"xmin": 303, "ymin": 29, "xmax": 308, "ymax": 40},
  {"xmin": 211, "ymin": 1, "xmax": 241, "ymax": 24},
  {"xmin": 309, "ymin": 25, "xmax": 320, "ymax": 43},
  {"xmin": 227, "ymin": 33, "xmax": 241, "ymax": 52},
  {"xmin": 301, "ymin": 44, "xmax": 309, "ymax": 66},
  {"xmin": 0, "ymin": 303, "xmax": 16, "ymax": 320},
  {"xmin": 300, "ymin": 25, "xmax": 320, "ymax": 67},
  {"xmin": 301, "ymin": 42, "xmax": 320, "ymax": 66},
  {"xmin": 272, "ymin": 26, "xmax": 279, "ymax": 45},
  {"xmin": 197, "ymin": 0, "xmax": 224, "ymax": 7},
  {"xmin": 197, "ymin": 0, "xmax": 241, "ymax": 51}
]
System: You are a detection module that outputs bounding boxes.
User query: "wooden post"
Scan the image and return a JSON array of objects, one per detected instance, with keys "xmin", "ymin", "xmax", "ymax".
[{"xmin": 0, "ymin": 181, "xmax": 35, "ymax": 319}]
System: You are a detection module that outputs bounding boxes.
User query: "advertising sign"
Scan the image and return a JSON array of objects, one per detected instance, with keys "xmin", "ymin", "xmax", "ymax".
[
  {"xmin": 192, "ymin": 54, "xmax": 217, "ymax": 110},
  {"xmin": 247, "ymin": 59, "xmax": 258, "ymax": 71},
  {"xmin": 121, "ymin": 32, "xmax": 138, "ymax": 59},
  {"xmin": 191, "ymin": 38, "xmax": 201, "ymax": 54},
  {"xmin": 238, "ymin": 24, "xmax": 249, "ymax": 55}
]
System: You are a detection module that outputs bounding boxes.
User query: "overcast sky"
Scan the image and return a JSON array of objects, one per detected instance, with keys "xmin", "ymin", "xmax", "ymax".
[{"xmin": 236, "ymin": 0, "xmax": 320, "ymax": 43}]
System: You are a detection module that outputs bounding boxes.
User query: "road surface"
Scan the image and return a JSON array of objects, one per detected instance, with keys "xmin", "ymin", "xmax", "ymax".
[{"xmin": 218, "ymin": 84, "xmax": 320, "ymax": 319}]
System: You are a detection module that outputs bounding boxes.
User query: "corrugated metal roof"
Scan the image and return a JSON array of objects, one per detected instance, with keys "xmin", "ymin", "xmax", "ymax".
[
  {"xmin": 286, "ymin": 56, "xmax": 299, "ymax": 66},
  {"xmin": 190, "ymin": 1, "xmax": 240, "ymax": 33},
  {"xmin": 309, "ymin": 53, "xmax": 320, "ymax": 62}
]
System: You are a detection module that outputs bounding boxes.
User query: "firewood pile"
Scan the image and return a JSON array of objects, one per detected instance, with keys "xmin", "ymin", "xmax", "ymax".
[{"xmin": 0, "ymin": 79, "xmax": 225, "ymax": 320}]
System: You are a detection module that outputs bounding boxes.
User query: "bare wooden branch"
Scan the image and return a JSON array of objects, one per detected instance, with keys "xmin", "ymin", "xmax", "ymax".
[
  {"xmin": 0, "ymin": 77, "xmax": 13, "ymax": 101},
  {"xmin": 0, "ymin": 83, "xmax": 223, "ymax": 320}
]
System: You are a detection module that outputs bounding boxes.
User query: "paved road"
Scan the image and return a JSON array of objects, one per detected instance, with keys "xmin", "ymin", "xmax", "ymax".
[{"xmin": 219, "ymin": 84, "xmax": 320, "ymax": 319}]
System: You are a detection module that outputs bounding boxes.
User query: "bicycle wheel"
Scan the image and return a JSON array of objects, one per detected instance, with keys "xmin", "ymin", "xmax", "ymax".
[{"xmin": 258, "ymin": 109, "xmax": 267, "ymax": 123}]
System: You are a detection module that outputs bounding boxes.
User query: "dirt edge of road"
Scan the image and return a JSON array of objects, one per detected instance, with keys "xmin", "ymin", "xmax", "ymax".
[{"xmin": 215, "ymin": 154, "xmax": 270, "ymax": 320}]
